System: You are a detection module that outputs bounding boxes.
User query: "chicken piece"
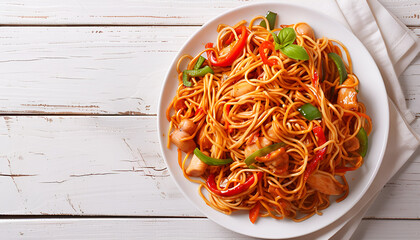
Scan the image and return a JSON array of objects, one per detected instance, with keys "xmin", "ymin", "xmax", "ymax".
[
  {"xmin": 245, "ymin": 144, "xmax": 259, "ymax": 158},
  {"xmin": 295, "ymin": 23, "xmax": 315, "ymax": 40},
  {"xmin": 244, "ymin": 137, "xmax": 272, "ymax": 158},
  {"xmin": 344, "ymin": 137, "xmax": 360, "ymax": 152},
  {"xmin": 186, "ymin": 151, "xmax": 209, "ymax": 177},
  {"xmin": 266, "ymin": 126, "xmax": 279, "ymax": 141},
  {"xmin": 170, "ymin": 130, "xmax": 196, "ymax": 153},
  {"xmin": 259, "ymin": 137, "xmax": 272, "ymax": 148},
  {"xmin": 306, "ymin": 171, "xmax": 344, "ymax": 195},
  {"xmin": 255, "ymin": 147, "xmax": 289, "ymax": 174},
  {"xmin": 179, "ymin": 119, "xmax": 196, "ymax": 135},
  {"xmin": 231, "ymin": 81, "xmax": 256, "ymax": 97},
  {"xmin": 337, "ymin": 78, "xmax": 358, "ymax": 110}
]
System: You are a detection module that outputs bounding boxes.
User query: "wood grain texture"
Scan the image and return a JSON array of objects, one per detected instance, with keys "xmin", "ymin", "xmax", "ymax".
[
  {"xmin": 0, "ymin": 1, "xmax": 418, "ymax": 239},
  {"xmin": 0, "ymin": 26, "xmax": 195, "ymax": 115},
  {"xmin": 0, "ymin": 116, "xmax": 419, "ymax": 219},
  {"xmin": 351, "ymin": 220, "xmax": 420, "ymax": 240},
  {"xmin": 0, "ymin": 218, "xmax": 419, "ymax": 240},
  {"xmin": 380, "ymin": 0, "xmax": 420, "ymax": 26},
  {"xmin": 0, "ymin": 0, "xmax": 418, "ymax": 26},
  {"xmin": 0, "ymin": 26, "xmax": 418, "ymax": 116},
  {"xmin": 0, "ymin": 116, "xmax": 199, "ymax": 216}
]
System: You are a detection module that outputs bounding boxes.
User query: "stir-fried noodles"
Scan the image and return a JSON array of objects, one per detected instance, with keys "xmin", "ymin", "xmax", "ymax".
[{"xmin": 166, "ymin": 12, "xmax": 371, "ymax": 223}]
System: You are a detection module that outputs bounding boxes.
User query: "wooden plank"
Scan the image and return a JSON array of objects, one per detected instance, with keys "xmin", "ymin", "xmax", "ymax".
[
  {"xmin": 0, "ymin": 26, "xmax": 418, "ymax": 115},
  {"xmin": 380, "ymin": 0, "xmax": 420, "ymax": 26},
  {"xmin": 0, "ymin": 116, "xmax": 419, "ymax": 218},
  {"xmin": 0, "ymin": 26, "xmax": 196, "ymax": 115},
  {"xmin": 401, "ymin": 52, "xmax": 420, "ymax": 117},
  {"xmin": 0, "ymin": 218, "xmax": 419, "ymax": 239},
  {"xmin": 351, "ymin": 220, "xmax": 420, "ymax": 240},
  {"xmin": 0, "ymin": 218, "xmax": 252, "ymax": 239},
  {"xmin": 0, "ymin": 116, "xmax": 199, "ymax": 216},
  {"xmin": 366, "ymin": 151, "xmax": 420, "ymax": 218},
  {"xmin": 0, "ymin": 0, "xmax": 418, "ymax": 26}
]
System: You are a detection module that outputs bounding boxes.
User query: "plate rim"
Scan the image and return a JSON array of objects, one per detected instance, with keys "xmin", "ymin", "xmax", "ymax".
[{"xmin": 157, "ymin": 2, "xmax": 389, "ymax": 238}]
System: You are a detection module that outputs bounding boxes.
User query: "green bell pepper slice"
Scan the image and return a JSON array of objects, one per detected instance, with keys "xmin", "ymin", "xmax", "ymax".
[
  {"xmin": 260, "ymin": 11, "xmax": 277, "ymax": 30},
  {"xmin": 298, "ymin": 103, "xmax": 322, "ymax": 120},
  {"xmin": 194, "ymin": 148, "xmax": 233, "ymax": 166},
  {"xmin": 182, "ymin": 66, "xmax": 214, "ymax": 87},
  {"xmin": 194, "ymin": 56, "xmax": 206, "ymax": 70},
  {"xmin": 328, "ymin": 52, "xmax": 348, "ymax": 85},
  {"xmin": 356, "ymin": 127, "xmax": 368, "ymax": 157}
]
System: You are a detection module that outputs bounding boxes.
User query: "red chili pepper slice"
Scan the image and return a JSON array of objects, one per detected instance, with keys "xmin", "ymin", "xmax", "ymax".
[
  {"xmin": 224, "ymin": 105, "xmax": 233, "ymax": 133},
  {"xmin": 313, "ymin": 125, "xmax": 327, "ymax": 145},
  {"xmin": 312, "ymin": 70, "xmax": 319, "ymax": 89},
  {"xmin": 206, "ymin": 172, "xmax": 263, "ymax": 197},
  {"xmin": 249, "ymin": 202, "xmax": 260, "ymax": 224},
  {"xmin": 259, "ymin": 41, "xmax": 277, "ymax": 67},
  {"xmin": 195, "ymin": 107, "xmax": 204, "ymax": 117},
  {"xmin": 303, "ymin": 126, "xmax": 327, "ymax": 181},
  {"xmin": 205, "ymin": 26, "xmax": 248, "ymax": 67}
]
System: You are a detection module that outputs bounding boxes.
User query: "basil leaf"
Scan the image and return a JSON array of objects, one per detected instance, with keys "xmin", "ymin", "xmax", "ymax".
[
  {"xmin": 280, "ymin": 44, "xmax": 309, "ymax": 60},
  {"xmin": 274, "ymin": 42, "xmax": 282, "ymax": 50},
  {"xmin": 278, "ymin": 28, "xmax": 296, "ymax": 46},
  {"xmin": 269, "ymin": 31, "xmax": 280, "ymax": 44}
]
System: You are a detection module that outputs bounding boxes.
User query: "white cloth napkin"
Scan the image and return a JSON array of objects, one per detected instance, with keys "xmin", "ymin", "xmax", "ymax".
[
  {"xmin": 330, "ymin": 0, "xmax": 420, "ymax": 238},
  {"xmin": 280, "ymin": 0, "xmax": 420, "ymax": 239}
]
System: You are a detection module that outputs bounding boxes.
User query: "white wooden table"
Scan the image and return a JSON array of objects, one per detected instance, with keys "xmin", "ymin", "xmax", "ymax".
[{"xmin": 0, "ymin": 1, "xmax": 419, "ymax": 239}]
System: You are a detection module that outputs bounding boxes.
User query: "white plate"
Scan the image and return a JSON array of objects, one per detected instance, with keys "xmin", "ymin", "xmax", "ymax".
[{"xmin": 157, "ymin": 2, "xmax": 389, "ymax": 239}]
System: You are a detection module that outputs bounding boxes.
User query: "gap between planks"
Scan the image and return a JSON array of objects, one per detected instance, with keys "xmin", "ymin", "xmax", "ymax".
[
  {"xmin": 0, "ymin": 113, "xmax": 157, "ymax": 117},
  {"xmin": 0, "ymin": 24, "xmax": 202, "ymax": 27},
  {"xmin": 0, "ymin": 215, "xmax": 206, "ymax": 219},
  {"xmin": 0, "ymin": 215, "xmax": 418, "ymax": 220},
  {"xmin": 0, "ymin": 23, "xmax": 417, "ymax": 27}
]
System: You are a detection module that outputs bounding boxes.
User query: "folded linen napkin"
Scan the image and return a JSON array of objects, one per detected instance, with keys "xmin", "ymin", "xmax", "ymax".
[
  {"xmin": 330, "ymin": 0, "xmax": 420, "ymax": 238},
  {"xmin": 280, "ymin": 0, "xmax": 420, "ymax": 239}
]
